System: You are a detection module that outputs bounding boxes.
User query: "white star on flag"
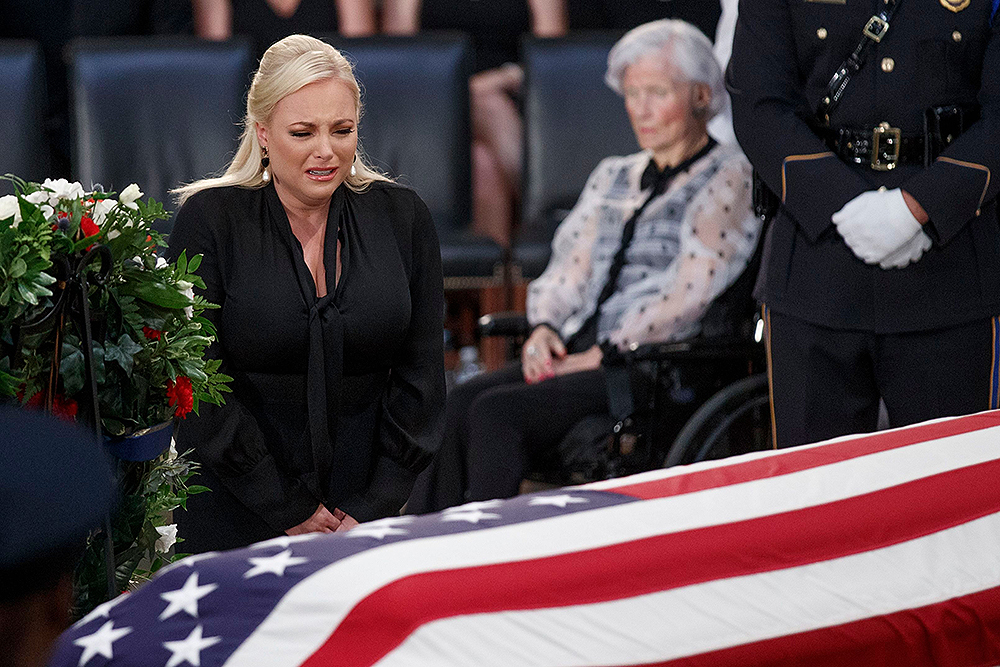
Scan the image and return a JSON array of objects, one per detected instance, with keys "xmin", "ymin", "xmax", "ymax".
[
  {"xmin": 347, "ymin": 516, "xmax": 413, "ymax": 539},
  {"xmin": 250, "ymin": 534, "xmax": 319, "ymax": 550},
  {"xmin": 73, "ymin": 594, "xmax": 128, "ymax": 629},
  {"xmin": 161, "ymin": 552, "xmax": 218, "ymax": 574},
  {"xmin": 440, "ymin": 509, "xmax": 501, "ymax": 524},
  {"xmin": 346, "ymin": 525, "xmax": 410, "ymax": 539},
  {"xmin": 364, "ymin": 516, "xmax": 415, "ymax": 528},
  {"xmin": 162, "ymin": 624, "xmax": 222, "ymax": 667},
  {"xmin": 528, "ymin": 494, "xmax": 589, "ymax": 508},
  {"xmin": 73, "ymin": 620, "xmax": 132, "ymax": 666},
  {"xmin": 159, "ymin": 572, "xmax": 219, "ymax": 620},
  {"xmin": 443, "ymin": 499, "xmax": 503, "ymax": 513},
  {"xmin": 243, "ymin": 549, "xmax": 309, "ymax": 578}
]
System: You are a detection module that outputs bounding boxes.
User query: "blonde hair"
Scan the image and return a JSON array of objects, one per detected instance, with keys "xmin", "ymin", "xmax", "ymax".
[{"xmin": 174, "ymin": 34, "xmax": 389, "ymax": 205}]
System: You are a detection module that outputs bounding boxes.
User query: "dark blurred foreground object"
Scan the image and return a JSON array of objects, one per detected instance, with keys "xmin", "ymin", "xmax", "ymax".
[{"xmin": 0, "ymin": 408, "xmax": 114, "ymax": 667}]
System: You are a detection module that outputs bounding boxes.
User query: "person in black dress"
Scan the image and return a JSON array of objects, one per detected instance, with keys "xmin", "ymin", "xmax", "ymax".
[{"xmin": 168, "ymin": 34, "xmax": 445, "ymax": 552}]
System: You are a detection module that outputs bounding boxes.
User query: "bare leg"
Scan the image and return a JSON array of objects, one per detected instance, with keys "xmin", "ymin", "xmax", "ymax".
[
  {"xmin": 472, "ymin": 141, "xmax": 513, "ymax": 247},
  {"xmin": 470, "ymin": 64, "xmax": 523, "ymax": 248}
]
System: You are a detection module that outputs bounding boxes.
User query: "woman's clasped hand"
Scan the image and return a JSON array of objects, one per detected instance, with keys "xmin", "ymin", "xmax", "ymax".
[
  {"xmin": 286, "ymin": 505, "xmax": 360, "ymax": 534},
  {"xmin": 522, "ymin": 326, "xmax": 604, "ymax": 384}
]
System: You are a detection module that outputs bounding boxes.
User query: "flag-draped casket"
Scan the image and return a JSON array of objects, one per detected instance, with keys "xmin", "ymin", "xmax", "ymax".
[{"xmin": 51, "ymin": 411, "xmax": 1000, "ymax": 666}]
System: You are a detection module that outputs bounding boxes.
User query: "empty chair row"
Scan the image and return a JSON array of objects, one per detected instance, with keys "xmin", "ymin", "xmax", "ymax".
[{"xmin": 0, "ymin": 34, "xmax": 636, "ymax": 282}]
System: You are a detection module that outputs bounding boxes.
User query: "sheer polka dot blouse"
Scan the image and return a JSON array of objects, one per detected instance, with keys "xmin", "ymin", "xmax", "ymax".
[{"xmin": 526, "ymin": 142, "xmax": 760, "ymax": 351}]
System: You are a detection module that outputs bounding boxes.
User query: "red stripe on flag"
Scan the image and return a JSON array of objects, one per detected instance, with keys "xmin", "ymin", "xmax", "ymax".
[
  {"xmin": 612, "ymin": 412, "xmax": 1000, "ymax": 501},
  {"xmin": 303, "ymin": 454, "xmax": 1000, "ymax": 667},
  {"xmin": 631, "ymin": 585, "xmax": 1000, "ymax": 667}
]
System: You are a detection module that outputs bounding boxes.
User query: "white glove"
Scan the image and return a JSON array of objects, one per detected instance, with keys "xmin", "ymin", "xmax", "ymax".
[
  {"xmin": 878, "ymin": 229, "xmax": 933, "ymax": 269},
  {"xmin": 832, "ymin": 188, "xmax": 922, "ymax": 264}
]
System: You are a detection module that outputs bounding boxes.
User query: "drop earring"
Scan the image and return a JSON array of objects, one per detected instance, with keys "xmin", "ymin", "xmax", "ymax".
[
  {"xmin": 350, "ymin": 155, "xmax": 357, "ymax": 177},
  {"xmin": 261, "ymin": 146, "xmax": 270, "ymax": 182}
]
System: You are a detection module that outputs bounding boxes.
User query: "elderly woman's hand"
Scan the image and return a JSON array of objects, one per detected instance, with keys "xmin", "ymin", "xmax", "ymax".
[
  {"xmin": 552, "ymin": 345, "xmax": 603, "ymax": 377},
  {"xmin": 521, "ymin": 325, "xmax": 566, "ymax": 384}
]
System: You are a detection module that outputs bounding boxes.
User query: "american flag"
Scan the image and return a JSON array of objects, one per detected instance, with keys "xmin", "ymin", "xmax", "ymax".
[{"xmin": 50, "ymin": 411, "xmax": 1000, "ymax": 667}]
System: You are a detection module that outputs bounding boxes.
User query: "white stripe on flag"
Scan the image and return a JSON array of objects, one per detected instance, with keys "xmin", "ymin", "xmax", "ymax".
[
  {"xmin": 585, "ymin": 411, "xmax": 996, "ymax": 494},
  {"xmin": 223, "ymin": 422, "xmax": 1000, "ymax": 667},
  {"xmin": 377, "ymin": 511, "xmax": 1000, "ymax": 667}
]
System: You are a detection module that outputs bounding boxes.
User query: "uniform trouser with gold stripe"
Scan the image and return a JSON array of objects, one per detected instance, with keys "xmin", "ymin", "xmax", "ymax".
[{"xmin": 762, "ymin": 307, "xmax": 1000, "ymax": 449}]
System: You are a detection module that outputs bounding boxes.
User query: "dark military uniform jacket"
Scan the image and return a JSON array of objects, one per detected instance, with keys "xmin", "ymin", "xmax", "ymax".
[{"xmin": 728, "ymin": 0, "xmax": 1000, "ymax": 332}]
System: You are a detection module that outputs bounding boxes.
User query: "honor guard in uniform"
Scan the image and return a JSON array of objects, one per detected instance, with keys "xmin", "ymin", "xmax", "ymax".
[{"xmin": 728, "ymin": 0, "xmax": 1000, "ymax": 447}]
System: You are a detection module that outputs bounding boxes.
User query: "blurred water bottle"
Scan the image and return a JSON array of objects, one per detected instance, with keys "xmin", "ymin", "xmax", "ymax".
[{"xmin": 454, "ymin": 345, "xmax": 485, "ymax": 385}]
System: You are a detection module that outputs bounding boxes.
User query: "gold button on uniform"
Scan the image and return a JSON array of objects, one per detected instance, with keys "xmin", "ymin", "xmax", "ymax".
[
  {"xmin": 881, "ymin": 57, "xmax": 895, "ymax": 72},
  {"xmin": 817, "ymin": 27, "xmax": 828, "ymax": 39},
  {"xmin": 952, "ymin": 30, "xmax": 962, "ymax": 42}
]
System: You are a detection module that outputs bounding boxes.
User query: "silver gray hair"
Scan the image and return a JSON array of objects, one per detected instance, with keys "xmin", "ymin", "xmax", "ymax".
[{"xmin": 605, "ymin": 19, "xmax": 726, "ymax": 120}]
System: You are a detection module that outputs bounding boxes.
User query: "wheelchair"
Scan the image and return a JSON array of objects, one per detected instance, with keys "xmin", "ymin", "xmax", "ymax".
[{"xmin": 477, "ymin": 242, "xmax": 773, "ymax": 484}]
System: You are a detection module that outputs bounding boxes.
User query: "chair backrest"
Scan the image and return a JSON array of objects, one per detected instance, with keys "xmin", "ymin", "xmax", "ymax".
[
  {"xmin": 519, "ymin": 34, "xmax": 637, "ymax": 252},
  {"xmin": 0, "ymin": 41, "xmax": 49, "ymax": 195},
  {"xmin": 321, "ymin": 34, "xmax": 472, "ymax": 239},
  {"xmin": 68, "ymin": 37, "xmax": 252, "ymax": 222}
]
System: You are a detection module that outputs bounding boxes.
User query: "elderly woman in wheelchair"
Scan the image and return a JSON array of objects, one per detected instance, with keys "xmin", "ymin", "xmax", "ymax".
[{"xmin": 408, "ymin": 19, "xmax": 762, "ymax": 513}]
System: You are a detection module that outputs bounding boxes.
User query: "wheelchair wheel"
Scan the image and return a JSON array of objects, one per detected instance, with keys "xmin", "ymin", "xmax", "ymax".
[{"xmin": 663, "ymin": 373, "xmax": 772, "ymax": 468}]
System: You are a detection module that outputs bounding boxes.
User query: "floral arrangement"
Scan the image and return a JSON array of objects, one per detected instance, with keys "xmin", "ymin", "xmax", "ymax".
[{"xmin": 0, "ymin": 176, "xmax": 231, "ymax": 615}]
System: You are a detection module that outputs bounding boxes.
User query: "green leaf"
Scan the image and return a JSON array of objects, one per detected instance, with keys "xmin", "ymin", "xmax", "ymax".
[
  {"xmin": 186, "ymin": 254, "xmax": 202, "ymax": 274},
  {"xmin": 60, "ymin": 344, "xmax": 85, "ymax": 396},
  {"xmin": 185, "ymin": 485, "xmax": 211, "ymax": 495},
  {"xmin": 9, "ymin": 257, "xmax": 26, "ymax": 278},
  {"xmin": 16, "ymin": 282, "xmax": 38, "ymax": 305},
  {"xmin": 28, "ymin": 282, "xmax": 53, "ymax": 299},
  {"xmin": 177, "ymin": 359, "xmax": 208, "ymax": 383},
  {"xmin": 120, "ymin": 279, "xmax": 193, "ymax": 309},
  {"xmin": 102, "ymin": 417, "xmax": 126, "ymax": 437}
]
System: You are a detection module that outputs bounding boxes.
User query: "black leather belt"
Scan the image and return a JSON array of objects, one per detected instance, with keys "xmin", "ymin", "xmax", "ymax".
[{"xmin": 821, "ymin": 122, "xmax": 924, "ymax": 171}]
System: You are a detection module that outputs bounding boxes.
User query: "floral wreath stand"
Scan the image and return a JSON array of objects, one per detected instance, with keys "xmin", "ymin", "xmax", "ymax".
[{"xmin": 11, "ymin": 243, "xmax": 173, "ymax": 599}]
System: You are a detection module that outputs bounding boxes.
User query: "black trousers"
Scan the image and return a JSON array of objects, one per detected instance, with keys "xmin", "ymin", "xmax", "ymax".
[
  {"xmin": 407, "ymin": 364, "xmax": 609, "ymax": 513},
  {"xmin": 764, "ymin": 306, "xmax": 1000, "ymax": 449}
]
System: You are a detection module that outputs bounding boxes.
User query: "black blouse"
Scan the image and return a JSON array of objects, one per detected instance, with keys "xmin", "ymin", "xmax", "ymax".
[{"xmin": 167, "ymin": 181, "xmax": 445, "ymax": 534}]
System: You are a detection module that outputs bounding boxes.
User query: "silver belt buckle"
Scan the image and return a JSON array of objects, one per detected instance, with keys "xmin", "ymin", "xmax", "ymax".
[
  {"xmin": 863, "ymin": 15, "xmax": 889, "ymax": 42},
  {"xmin": 871, "ymin": 122, "xmax": 901, "ymax": 171}
]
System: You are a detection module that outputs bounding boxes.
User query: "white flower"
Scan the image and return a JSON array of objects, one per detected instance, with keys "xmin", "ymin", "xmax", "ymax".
[
  {"xmin": 24, "ymin": 191, "xmax": 49, "ymax": 205},
  {"xmin": 118, "ymin": 183, "xmax": 143, "ymax": 210},
  {"xmin": 41, "ymin": 178, "xmax": 85, "ymax": 203},
  {"xmin": 40, "ymin": 205, "xmax": 54, "ymax": 219},
  {"xmin": 179, "ymin": 282, "xmax": 195, "ymax": 319},
  {"xmin": 167, "ymin": 438, "xmax": 178, "ymax": 461},
  {"xmin": 155, "ymin": 524, "xmax": 178, "ymax": 553},
  {"xmin": 92, "ymin": 198, "xmax": 117, "ymax": 226},
  {"xmin": 0, "ymin": 195, "xmax": 21, "ymax": 227},
  {"xmin": 155, "ymin": 256, "xmax": 168, "ymax": 270}
]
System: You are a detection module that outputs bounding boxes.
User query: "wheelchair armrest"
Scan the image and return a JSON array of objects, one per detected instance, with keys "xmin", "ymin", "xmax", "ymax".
[
  {"xmin": 622, "ymin": 337, "xmax": 763, "ymax": 363},
  {"xmin": 478, "ymin": 312, "xmax": 531, "ymax": 338}
]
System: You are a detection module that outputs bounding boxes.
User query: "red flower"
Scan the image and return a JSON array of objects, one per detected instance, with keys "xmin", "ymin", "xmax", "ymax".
[
  {"xmin": 23, "ymin": 390, "xmax": 43, "ymax": 408},
  {"xmin": 21, "ymin": 391, "xmax": 78, "ymax": 422},
  {"xmin": 52, "ymin": 394, "xmax": 79, "ymax": 422},
  {"xmin": 80, "ymin": 215, "xmax": 99, "ymax": 238},
  {"xmin": 142, "ymin": 326, "xmax": 162, "ymax": 341},
  {"xmin": 166, "ymin": 376, "xmax": 194, "ymax": 419}
]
